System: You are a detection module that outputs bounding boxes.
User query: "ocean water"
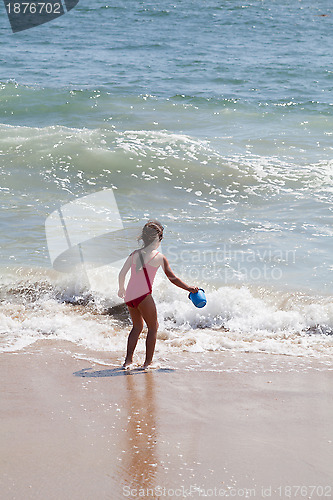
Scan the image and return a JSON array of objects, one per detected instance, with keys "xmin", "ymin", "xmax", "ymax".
[{"xmin": 0, "ymin": 0, "xmax": 332, "ymax": 363}]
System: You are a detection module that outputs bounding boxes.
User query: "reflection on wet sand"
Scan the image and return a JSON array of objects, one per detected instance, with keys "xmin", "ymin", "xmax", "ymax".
[{"xmin": 119, "ymin": 371, "xmax": 159, "ymax": 493}]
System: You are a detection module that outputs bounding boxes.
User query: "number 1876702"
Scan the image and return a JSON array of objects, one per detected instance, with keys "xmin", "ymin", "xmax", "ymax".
[{"xmin": 6, "ymin": 3, "xmax": 62, "ymax": 14}]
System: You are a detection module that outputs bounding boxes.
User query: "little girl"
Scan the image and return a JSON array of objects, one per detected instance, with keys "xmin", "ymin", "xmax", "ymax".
[{"xmin": 118, "ymin": 220, "xmax": 198, "ymax": 368}]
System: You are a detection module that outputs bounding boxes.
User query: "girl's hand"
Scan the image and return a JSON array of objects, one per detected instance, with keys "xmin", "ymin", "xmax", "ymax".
[
  {"xmin": 188, "ymin": 286, "xmax": 199, "ymax": 294},
  {"xmin": 118, "ymin": 288, "xmax": 125, "ymax": 299}
]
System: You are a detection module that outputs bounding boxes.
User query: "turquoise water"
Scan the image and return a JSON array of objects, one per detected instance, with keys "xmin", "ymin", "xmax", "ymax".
[
  {"xmin": 1, "ymin": 0, "xmax": 332, "ymax": 100},
  {"xmin": 0, "ymin": 0, "xmax": 332, "ymax": 358}
]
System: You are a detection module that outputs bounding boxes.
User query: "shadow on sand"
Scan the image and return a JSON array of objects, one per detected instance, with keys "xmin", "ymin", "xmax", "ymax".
[{"xmin": 73, "ymin": 367, "xmax": 175, "ymax": 378}]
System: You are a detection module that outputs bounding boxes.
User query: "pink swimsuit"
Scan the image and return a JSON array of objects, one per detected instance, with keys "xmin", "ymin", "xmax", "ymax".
[{"xmin": 125, "ymin": 250, "xmax": 159, "ymax": 308}]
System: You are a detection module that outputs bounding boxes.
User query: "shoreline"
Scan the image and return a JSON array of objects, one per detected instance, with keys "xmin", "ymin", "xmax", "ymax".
[{"xmin": 1, "ymin": 342, "xmax": 332, "ymax": 499}]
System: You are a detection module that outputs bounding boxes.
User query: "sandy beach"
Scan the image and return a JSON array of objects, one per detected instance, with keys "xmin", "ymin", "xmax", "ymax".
[{"xmin": 1, "ymin": 341, "xmax": 332, "ymax": 500}]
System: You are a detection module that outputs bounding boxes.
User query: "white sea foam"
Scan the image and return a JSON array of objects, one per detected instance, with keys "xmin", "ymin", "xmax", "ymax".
[{"xmin": 0, "ymin": 267, "xmax": 332, "ymax": 361}]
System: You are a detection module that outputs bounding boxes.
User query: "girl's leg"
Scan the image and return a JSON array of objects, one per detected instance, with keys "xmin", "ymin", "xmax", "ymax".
[
  {"xmin": 123, "ymin": 306, "xmax": 144, "ymax": 367},
  {"xmin": 138, "ymin": 294, "xmax": 159, "ymax": 368}
]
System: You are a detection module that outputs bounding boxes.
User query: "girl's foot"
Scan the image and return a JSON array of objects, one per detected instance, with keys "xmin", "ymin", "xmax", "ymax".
[{"xmin": 122, "ymin": 359, "xmax": 133, "ymax": 369}]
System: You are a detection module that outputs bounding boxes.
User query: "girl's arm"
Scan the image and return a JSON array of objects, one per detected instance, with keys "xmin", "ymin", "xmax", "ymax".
[
  {"xmin": 162, "ymin": 255, "xmax": 199, "ymax": 293},
  {"xmin": 118, "ymin": 254, "xmax": 132, "ymax": 298}
]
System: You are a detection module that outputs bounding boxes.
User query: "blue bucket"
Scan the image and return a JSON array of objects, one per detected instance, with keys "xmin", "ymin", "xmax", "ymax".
[{"xmin": 188, "ymin": 288, "xmax": 207, "ymax": 308}]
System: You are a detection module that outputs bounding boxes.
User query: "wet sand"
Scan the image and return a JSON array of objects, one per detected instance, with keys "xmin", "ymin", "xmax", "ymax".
[{"xmin": 1, "ymin": 341, "xmax": 333, "ymax": 500}]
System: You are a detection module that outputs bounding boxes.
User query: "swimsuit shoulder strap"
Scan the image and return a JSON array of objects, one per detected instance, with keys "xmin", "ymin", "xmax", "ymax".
[
  {"xmin": 130, "ymin": 250, "xmax": 135, "ymax": 263},
  {"xmin": 138, "ymin": 250, "xmax": 152, "ymax": 292},
  {"xmin": 146, "ymin": 250, "xmax": 159, "ymax": 264}
]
